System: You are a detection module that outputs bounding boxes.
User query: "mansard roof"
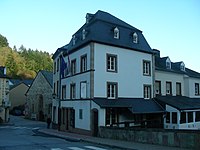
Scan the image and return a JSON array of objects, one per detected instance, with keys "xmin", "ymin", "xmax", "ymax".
[
  {"xmin": 155, "ymin": 55, "xmax": 200, "ymax": 79},
  {"xmin": 155, "ymin": 96, "xmax": 200, "ymax": 110},
  {"xmin": 61, "ymin": 10, "xmax": 152, "ymax": 56}
]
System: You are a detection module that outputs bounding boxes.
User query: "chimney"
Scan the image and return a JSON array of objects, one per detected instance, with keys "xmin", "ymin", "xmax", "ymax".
[{"xmin": 153, "ymin": 49, "xmax": 160, "ymax": 58}]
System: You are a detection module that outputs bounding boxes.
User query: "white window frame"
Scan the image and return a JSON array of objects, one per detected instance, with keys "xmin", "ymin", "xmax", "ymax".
[
  {"xmin": 82, "ymin": 29, "xmax": 86, "ymax": 40},
  {"xmin": 133, "ymin": 32, "xmax": 138, "ymax": 43},
  {"xmin": 143, "ymin": 60, "xmax": 151, "ymax": 76},
  {"xmin": 195, "ymin": 83, "xmax": 200, "ymax": 95},
  {"xmin": 114, "ymin": 27, "xmax": 119, "ymax": 39},
  {"xmin": 80, "ymin": 81, "xmax": 87, "ymax": 99},
  {"xmin": 80, "ymin": 54, "xmax": 87, "ymax": 72},
  {"xmin": 72, "ymin": 35, "xmax": 76, "ymax": 45},
  {"xmin": 70, "ymin": 83, "xmax": 76, "ymax": 99},
  {"xmin": 166, "ymin": 82, "xmax": 172, "ymax": 95},
  {"xmin": 144, "ymin": 85, "xmax": 151, "ymax": 99},
  {"xmin": 71, "ymin": 59, "xmax": 76, "ymax": 75},
  {"xmin": 107, "ymin": 82, "xmax": 118, "ymax": 99},
  {"xmin": 107, "ymin": 54, "xmax": 117, "ymax": 72},
  {"xmin": 166, "ymin": 57, "xmax": 171, "ymax": 69}
]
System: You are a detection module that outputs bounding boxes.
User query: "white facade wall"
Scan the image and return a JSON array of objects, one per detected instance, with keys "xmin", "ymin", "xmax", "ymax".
[
  {"xmin": 61, "ymin": 45, "xmax": 91, "ymax": 99},
  {"xmin": 155, "ymin": 71, "xmax": 185, "ymax": 96},
  {"xmin": 94, "ymin": 43, "xmax": 153, "ymax": 98},
  {"xmin": 186, "ymin": 77, "xmax": 200, "ymax": 98}
]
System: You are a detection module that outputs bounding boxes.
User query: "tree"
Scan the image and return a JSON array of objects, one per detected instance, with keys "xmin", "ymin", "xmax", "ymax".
[{"xmin": 0, "ymin": 34, "xmax": 9, "ymax": 47}]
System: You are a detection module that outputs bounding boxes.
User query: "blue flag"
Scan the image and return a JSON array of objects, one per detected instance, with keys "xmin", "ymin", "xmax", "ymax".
[{"xmin": 60, "ymin": 55, "xmax": 67, "ymax": 78}]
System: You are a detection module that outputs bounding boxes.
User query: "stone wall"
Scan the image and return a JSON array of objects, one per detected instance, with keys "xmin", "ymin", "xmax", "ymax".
[{"xmin": 98, "ymin": 126, "xmax": 200, "ymax": 149}]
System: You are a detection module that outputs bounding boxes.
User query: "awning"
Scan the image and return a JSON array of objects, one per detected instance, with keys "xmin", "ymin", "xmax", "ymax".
[
  {"xmin": 155, "ymin": 95, "xmax": 200, "ymax": 110},
  {"xmin": 93, "ymin": 98, "xmax": 165, "ymax": 114}
]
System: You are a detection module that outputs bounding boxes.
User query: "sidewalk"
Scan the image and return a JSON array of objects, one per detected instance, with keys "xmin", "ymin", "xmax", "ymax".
[{"xmin": 38, "ymin": 128, "xmax": 188, "ymax": 150}]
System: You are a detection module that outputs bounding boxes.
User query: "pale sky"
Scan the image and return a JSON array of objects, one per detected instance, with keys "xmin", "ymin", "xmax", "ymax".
[{"xmin": 0, "ymin": 0, "xmax": 200, "ymax": 72}]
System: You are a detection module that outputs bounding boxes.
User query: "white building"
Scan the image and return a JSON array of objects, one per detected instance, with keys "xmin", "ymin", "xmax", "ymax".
[
  {"xmin": 154, "ymin": 49, "xmax": 200, "ymax": 130},
  {"xmin": 52, "ymin": 11, "xmax": 164, "ymax": 135},
  {"xmin": 0, "ymin": 66, "xmax": 10, "ymax": 123}
]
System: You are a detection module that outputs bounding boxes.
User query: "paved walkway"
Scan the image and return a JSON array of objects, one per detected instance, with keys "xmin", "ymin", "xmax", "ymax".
[{"xmin": 38, "ymin": 128, "xmax": 188, "ymax": 150}]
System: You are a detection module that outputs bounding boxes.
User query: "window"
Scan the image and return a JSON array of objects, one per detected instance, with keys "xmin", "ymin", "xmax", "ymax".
[
  {"xmin": 195, "ymin": 111, "xmax": 200, "ymax": 122},
  {"xmin": 57, "ymin": 58, "xmax": 60, "ymax": 72},
  {"xmin": 180, "ymin": 62, "xmax": 185, "ymax": 71},
  {"xmin": 107, "ymin": 82, "xmax": 118, "ymax": 99},
  {"xmin": 172, "ymin": 112, "xmax": 177, "ymax": 124},
  {"xmin": 70, "ymin": 83, "xmax": 76, "ymax": 99},
  {"xmin": 72, "ymin": 35, "xmax": 76, "ymax": 45},
  {"xmin": 195, "ymin": 83, "xmax": 200, "ymax": 95},
  {"xmin": 106, "ymin": 108, "xmax": 118, "ymax": 125},
  {"xmin": 81, "ymin": 55, "xmax": 87, "ymax": 72},
  {"xmin": 82, "ymin": 29, "xmax": 86, "ymax": 40},
  {"xmin": 80, "ymin": 82, "xmax": 87, "ymax": 99},
  {"xmin": 71, "ymin": 59, "xmax": 76, "ymax": 75},
  {"xmin": 155, "ymin": 81, "xmax": 161, "ymax": 96},
  {"xmin": 166, "ymin": 57, "xmax": 171, "ymax": 69},
  {"xmin": 144, "ymin": 85, "xmax": 151, "ymax": 99},
  {"xmin": 188, "ymin": 112, "xmax": 193, "ymax": 123},
  {"xmin": 133, "ymin": 32, "xmax": 138, "ymax": 43},
  {"xmin": 143, "ymin": 60, "xmax": 151, "ymax": 76},
  {"xmin": 62, "ymin": 85, "xmax": 66, "ymax": 100},
  {"xmin": 166, "ymin": 112, "xmax": 170, "ymax": 123},
  {"xmin": 166, "ymin": 82, "xmax": 172, "ymax": 95},
  {"xmin": 176, "ymin": 82, "xmax": 182, "ymax": 96},
  {"xmin": 79, "ymin": 109, "xmax": 83, "ymax": 119},
  {"xmin": 180, "ymin": 112, "xmax": 186, "ymax": 123},
  {"xmin": 114, "ymin": 27, "xmax": 119, "ymax": 39},
  {"xmin": 57, "ymin": 81, "xmax": 59, "ymax": 96},
  {"xmin": 54, "ymin": 61, "xmax": 56, "ymax": 74},
  {"xmin": 53, "ymin": 82, "xmax": 56, "ymax": 94},
  {"xmin": 107, "ymin": 54, "xmax": 117, "ymax": 72}
]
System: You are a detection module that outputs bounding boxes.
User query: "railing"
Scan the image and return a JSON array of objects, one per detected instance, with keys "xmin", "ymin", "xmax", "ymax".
[{"xmin": 110, "ymin": 120, "xmax": 163, "ymax": 128}]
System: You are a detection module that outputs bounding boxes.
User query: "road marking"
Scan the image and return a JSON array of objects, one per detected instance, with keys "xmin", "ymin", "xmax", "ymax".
[
  {"xmin": 68, "ymin": 147, "xmax": 85, "ymax": 150},
  {"xmin": 51, "ymin": 148, "xmax": 63, "ymax": 150},
  {"xmin": 84, "ymin": 146, "xmax": 107, "ymax": 150}
]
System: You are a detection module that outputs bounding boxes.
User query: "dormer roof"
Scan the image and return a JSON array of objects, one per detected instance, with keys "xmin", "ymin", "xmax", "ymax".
[
  {"xmin": 62, "ymin": 10, "xmax": 152, "ymax": 56},
  {"xmin": 155, "ymin": 52, "xmax": 200, "ymax": 79}
]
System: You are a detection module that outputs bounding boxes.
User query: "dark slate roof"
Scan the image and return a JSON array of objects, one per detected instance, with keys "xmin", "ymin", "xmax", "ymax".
[
  {"xmin": 40, "ymin": 70, "xmax": 53, "ymax": 87},
  {"xmin": 93, "ymin": 98, "xmax": 164, "ymax": 114},
  {"xmin": 9, "ymin": 79, "xmax": 33, "ymax": 90},
  {"xmin": 155, "ymin": 96, "xmax": 200, "ymax": 110},
  {"xmin": 52, "ymin": 44, "xmax": 68, "ymax": 59},
  {"xmin": 59, "ymin": 10, "xmax": 152, "ymax": 57},
  {"xmin": 155, "ymin": 56, "xmax": 200, "ymax": 79}
]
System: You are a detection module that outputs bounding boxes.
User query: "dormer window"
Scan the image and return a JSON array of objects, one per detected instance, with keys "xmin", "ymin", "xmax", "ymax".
[
  {"xmin": 166, "ymin": 57, "xmax": 171, "ymax": 69},
  {"xmin": 82, "ymin": 29, "xmax": 86, "ymax": 40},
  {"xmin": 72, "ymin": 35, "xmax": 76, "ymax": 46},
  {"xmin": 114, "ymin": 27, "xmax": 119, "ymax": 39},
  {"xmin": 133, "ymin": 32, "xmax": 138, "ymax": 43},
  {"xmin": 180, "ymin": 62, "xmax": 185, "ymax": 71}
]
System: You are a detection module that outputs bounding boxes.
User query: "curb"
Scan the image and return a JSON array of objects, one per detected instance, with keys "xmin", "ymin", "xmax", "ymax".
[
  {"xmin": 36, "ymin": 129, "xmax": 81, "ymax": 142},
  {"xmin": 37, "ymin": 129, "xmax": 136, "ymax": 150}
]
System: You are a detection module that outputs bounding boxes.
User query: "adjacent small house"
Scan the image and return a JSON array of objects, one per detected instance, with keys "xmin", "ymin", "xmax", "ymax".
[
  {"xmin": 9, "ymin": 79, "xmax": 32, "ymax": 115},
  {"xmin": 26, "ymin": 70, "xmax": 53, "ymax": 121},
  {"xmin": 154, "ymin": 49, "xmax": 200, "ymax": 130}
]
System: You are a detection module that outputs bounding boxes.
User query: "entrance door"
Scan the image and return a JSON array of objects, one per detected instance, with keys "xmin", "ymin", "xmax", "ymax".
[{"xmin": 92, "ymin": 109, "xmax": 98, "ymax": 136}]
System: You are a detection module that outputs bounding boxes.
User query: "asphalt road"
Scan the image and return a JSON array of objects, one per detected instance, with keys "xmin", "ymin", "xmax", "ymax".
[{"xmin": 0, "ymin": 116, "xmax": 119, "ymax": 150}]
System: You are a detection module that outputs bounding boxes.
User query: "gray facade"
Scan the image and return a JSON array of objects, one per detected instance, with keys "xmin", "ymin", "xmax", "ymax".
[{"xmin": 26, "ymin": 70, "xmax": 53, "ymax": 121}]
